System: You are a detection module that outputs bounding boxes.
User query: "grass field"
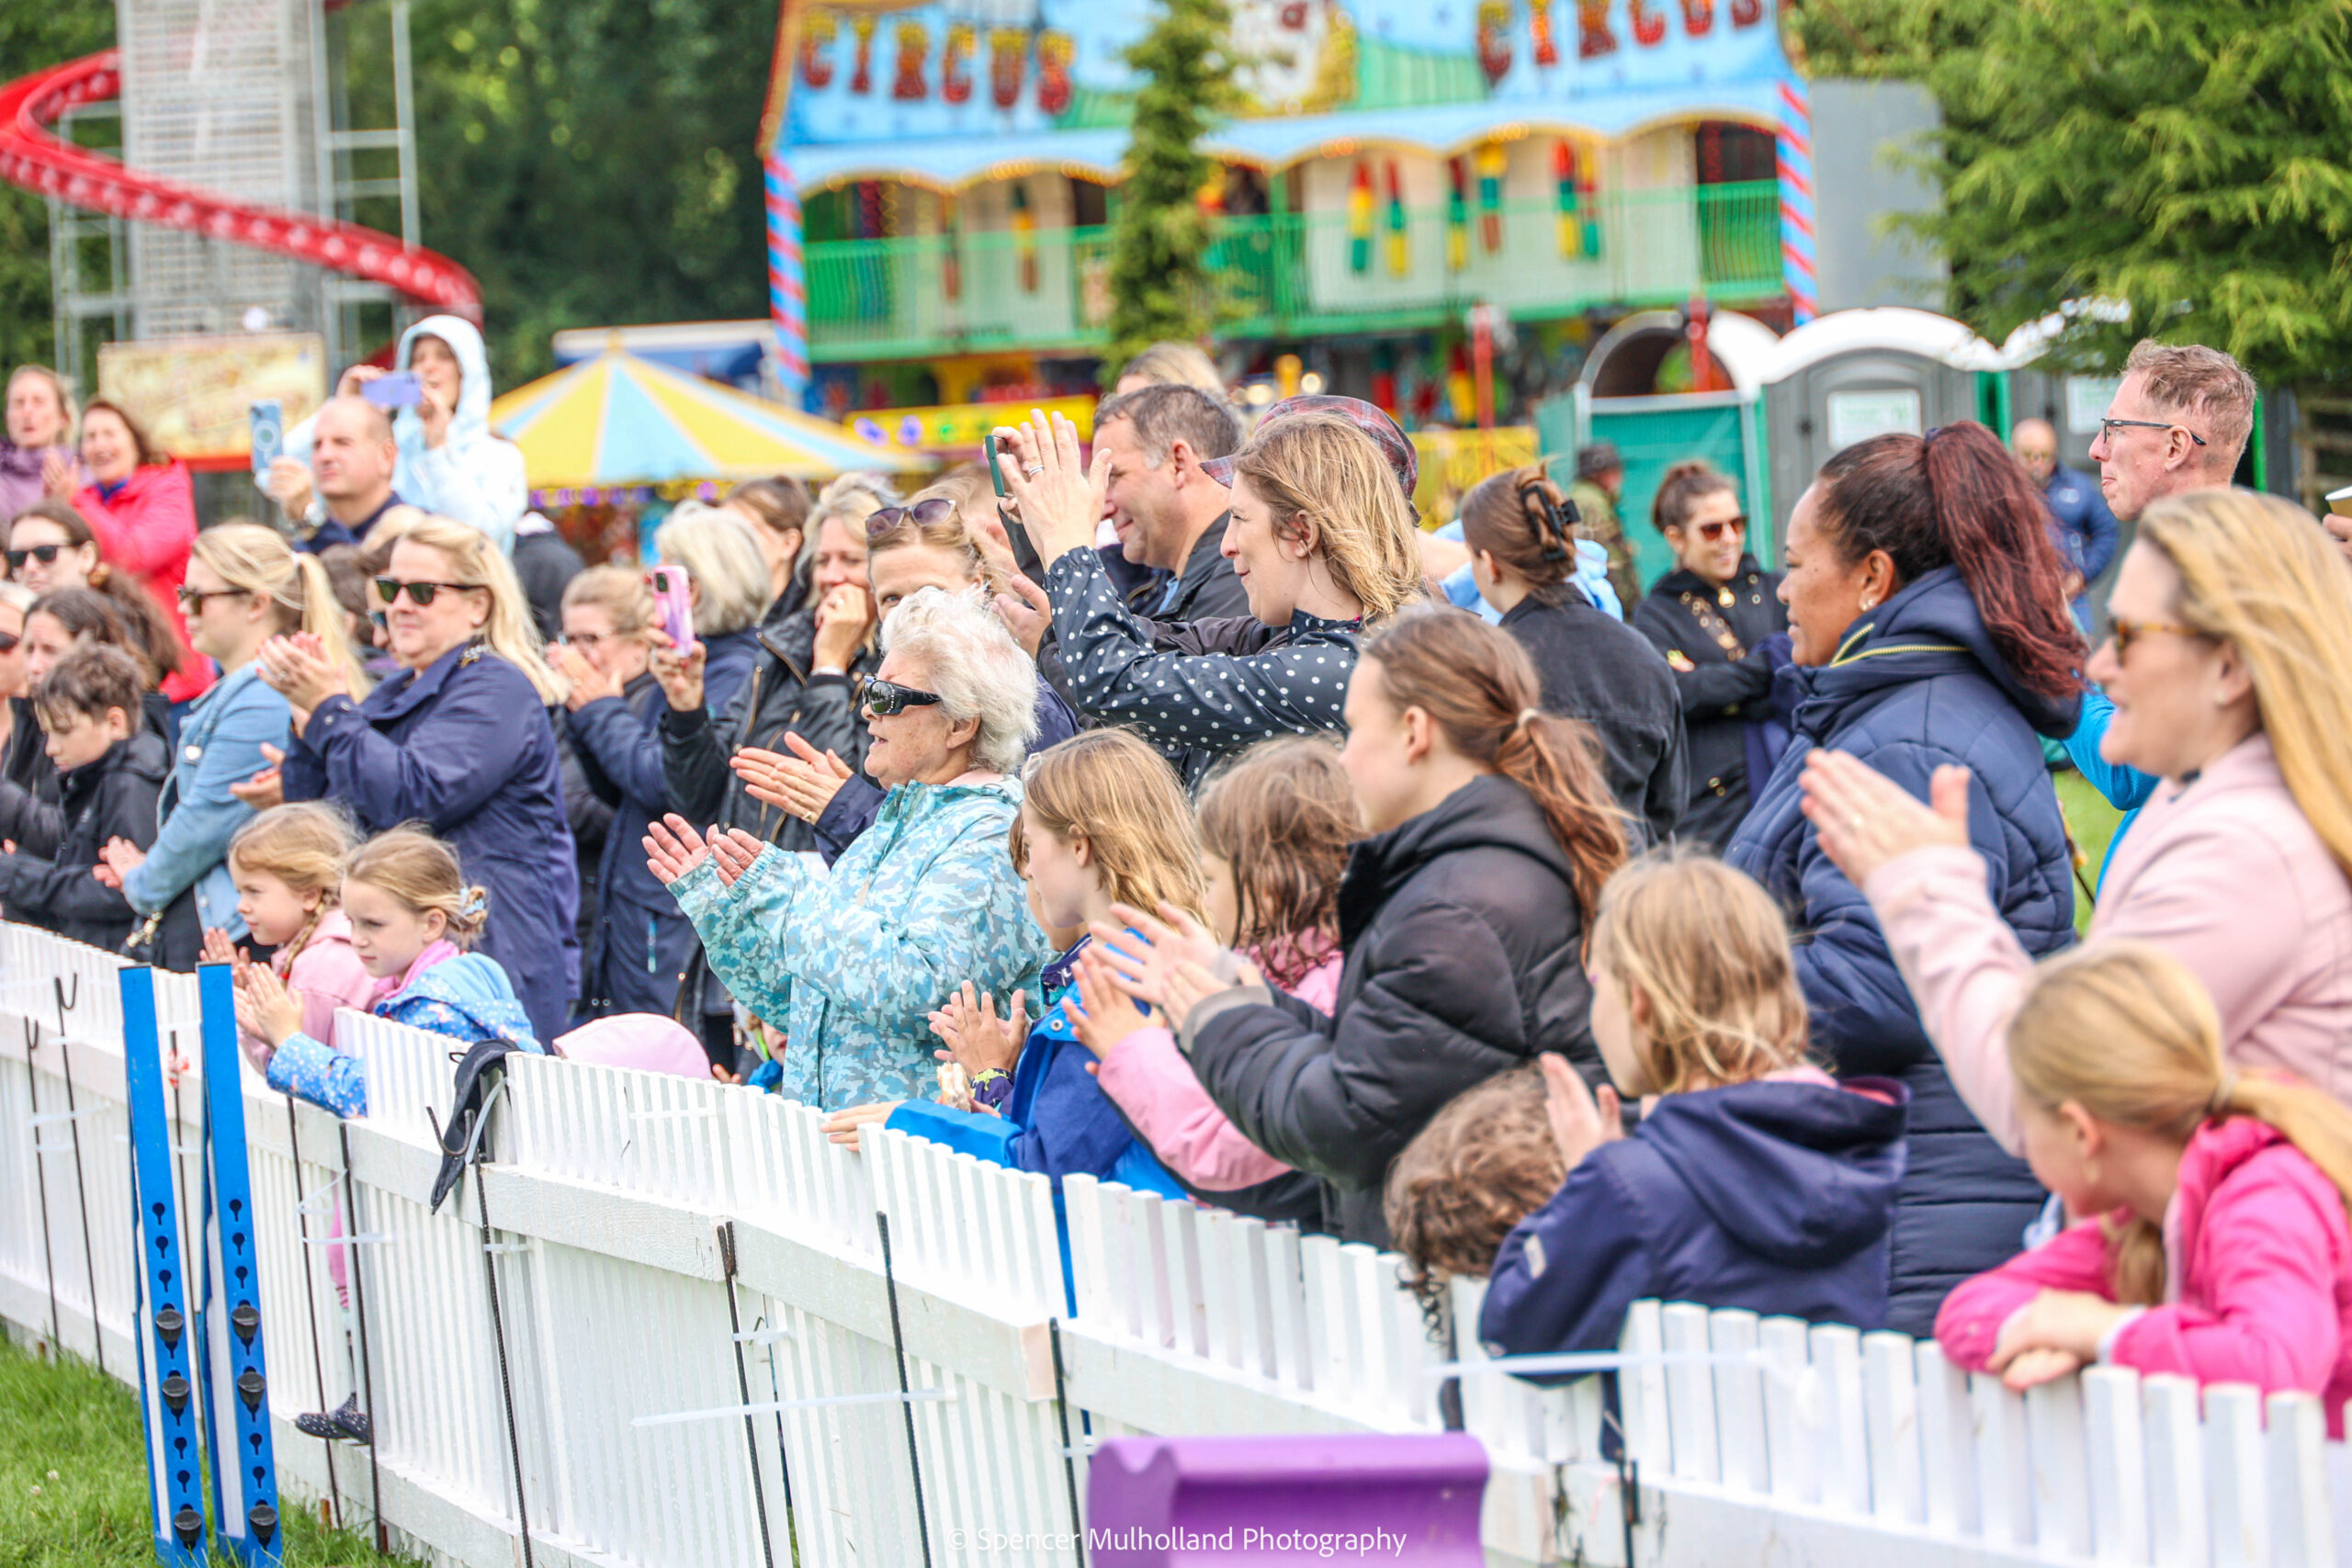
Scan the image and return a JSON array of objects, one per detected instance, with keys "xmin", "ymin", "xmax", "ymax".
[
  {"xmin": 0, "ymin": 1334, "xmax": 392, "ymax": 1566},
  {"xmin": 2054, "ymin": 767, "xmax": 2125, "ymax": 936}
]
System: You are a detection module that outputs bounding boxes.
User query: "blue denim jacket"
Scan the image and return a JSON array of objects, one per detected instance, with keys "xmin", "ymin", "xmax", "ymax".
[{"xmin": 121, "ymin": 664, "xmax": 289, "ymax": 937}]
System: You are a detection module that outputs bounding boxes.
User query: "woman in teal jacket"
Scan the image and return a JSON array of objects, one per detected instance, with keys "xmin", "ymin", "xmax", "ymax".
[{"xmin": 650, "ymin": 588, "xmax": 1053, "ymax": 1109}]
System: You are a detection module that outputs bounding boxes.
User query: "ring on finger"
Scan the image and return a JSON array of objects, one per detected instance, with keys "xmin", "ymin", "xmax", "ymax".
[
  {"xmin": 1023, "ymin": 464, "xmax": 1044, "ymax": 479},
  {"xmin": 1849, "ymin": 813, "xmax": 1863, "ymax": 833}
]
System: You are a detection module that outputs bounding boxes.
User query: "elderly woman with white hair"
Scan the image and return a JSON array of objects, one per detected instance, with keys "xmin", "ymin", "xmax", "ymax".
[{"xmin": 646, "ymin": 586, "xmax": 1053, "ymax": 1108}]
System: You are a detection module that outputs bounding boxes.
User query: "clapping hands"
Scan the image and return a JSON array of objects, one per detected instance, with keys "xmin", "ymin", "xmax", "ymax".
[
  {"xmin": 992, "ymin": 410, "xmax": 1111, "ymax": 566},
  {"xmin": 927, "ymin": 981, "xmax": 1028, "ymax": 1077},
  {"xmin": 734, "ymin": 733, "xmax": 853, "ymax": 827}
]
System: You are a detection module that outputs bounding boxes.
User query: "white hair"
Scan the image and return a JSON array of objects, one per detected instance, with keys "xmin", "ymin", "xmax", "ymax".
[
  {"xmin": 881, "ymin": 586, "xmax": 1038, "ymax": 775},
  {"xmin": 657, "ymin": 502, "xmax": 769, "ymax": 636}
]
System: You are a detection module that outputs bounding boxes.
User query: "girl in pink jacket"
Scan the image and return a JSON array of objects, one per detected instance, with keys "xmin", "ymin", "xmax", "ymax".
[
  {"xmin": 208, "ymin": 804, "xmax": 373, "ymax": 1071},
  {"xmin": 1937, "ymin": 942, "xmax": 2352, "ymax": 1435},
  {"xmin": 1080, "ymin": 738, "xmax": 1351, "ymax": 1191}
]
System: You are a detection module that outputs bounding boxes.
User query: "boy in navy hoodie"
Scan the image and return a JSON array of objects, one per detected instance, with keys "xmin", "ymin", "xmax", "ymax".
[{"xmin": 1386, "ymin": 853, "xmax": 1908, "ymax": 1366}]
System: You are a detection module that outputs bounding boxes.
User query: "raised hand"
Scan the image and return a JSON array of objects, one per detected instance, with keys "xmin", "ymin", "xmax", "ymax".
[
  {"xmin": 1068, "ymin": 948, "xmax": 1148, "ymax": 1061},
  {"xmin": 554, "ymin": 644, "xmax": 620, "ymax": 711},
  {"xmin": 811, "ymin": 584, "xmax": 875, "ymax": 671},
  {"xmin": 732, "ymin": 740, "xmax": 850, "ymax": 827},
  {"xmin": 199, "ymin": 928, "xmax": 243, "ymax": 968},
  {"xmin": 256, "ymin": 632, "xmax": 348, "ymax": 715},
  {"xmin": 990, "ymin": 572, "xmax": 1054, "ymax": 659},
  {"xmin": 643, "ymin": 814, "xmax": 715, "ymax": 886},
  {"xmin": 708, "ymin": 828, "xmax": 770, "ymax": 886},
  {"xmin": 1800, "ymin": 750, "xmax": 1973, "ymax": 886},
  {"xmin": 994, "ymin": 410, "xmax": 1110, "ymax": 566},
  {"xmin": 40, "ymin": 451, "xmax": 75, "ymax": 499},
  {"xmin": 648, "ymin": 626, "xmax": 707, "ymax": 713},
  {"xmin": 926, "ymin": 981, "xmax": 1028, "ymax": 1076},
  {"xmin": 235, "ymin": 962, "xmax": 305, "ymax": 1048},
  {"xmin": 230, "ymin": 744, "xmax": 286, "ymax": 810},
  {"xmin": 1540, "ymin": 1052, "xmax": 1623, "ymax": 1172}
]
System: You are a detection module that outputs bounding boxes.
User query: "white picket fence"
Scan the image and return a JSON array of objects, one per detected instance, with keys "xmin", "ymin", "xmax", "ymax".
[{"xmin": 0, "ymin": 920, "xmax": 2344, "ymax": 1566}]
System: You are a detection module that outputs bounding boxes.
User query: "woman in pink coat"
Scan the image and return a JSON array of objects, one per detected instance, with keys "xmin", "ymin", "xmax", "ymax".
[
  {"xmin": 68, "ymin": 400, "xmax": 211, "ymax": 704},
  {"xmin": 1935, "ymin": 942, "xmax": 2352, "ymax": 1434},
  {"xmin": 1800, "ymin": 490, "xmax": 2352, "ymax": 1152}
]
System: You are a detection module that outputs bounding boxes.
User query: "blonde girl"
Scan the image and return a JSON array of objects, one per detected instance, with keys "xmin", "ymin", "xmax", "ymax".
[
  {"xmin": 1938, "ymin": 942, "xmax": 2352, "ymax": 1431},
  {"xmin": 244, "ymin": 825, "xmax": 544, "ymax": 1119},
  {"xmin": 207, "ymin": 802, "xmax": 369, "ymax": 1071}
]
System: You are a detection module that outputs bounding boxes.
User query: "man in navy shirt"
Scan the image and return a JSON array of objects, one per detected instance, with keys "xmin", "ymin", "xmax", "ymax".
[{"xmin": 2012, "ymin": 417, "xmax": 2119, "ymax": 615}]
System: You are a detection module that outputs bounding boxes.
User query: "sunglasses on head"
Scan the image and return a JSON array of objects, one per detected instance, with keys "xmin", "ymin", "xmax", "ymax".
[
  {"xmin": 6, "ymin": 544, "xmax": 62, "ymax": 569},
  {"xmin": 865, "ymin": 498, "xmax": 958, "ymax": 538},
  {"xmin": 374, "ymin": 577, "xmax": 481, "ymax": 608},
  {"xmin": 1692, "ymin": 515, "xmax": 1747, "ymax": 543},
  {"xmin": 861, "ymin": 676, "xmax": 944, "ymax": 717}
]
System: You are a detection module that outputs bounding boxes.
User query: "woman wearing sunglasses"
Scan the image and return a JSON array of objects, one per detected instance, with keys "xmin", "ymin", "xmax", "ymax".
[
  {"xmin": 263, "ymin": 514, "xmax": 580, "ymax": 1045},
  {"xmin": 647, "ymin": 586, "xmax": 1053, "ymax": 1111},
  {"xmin": 1724, "ymin": 421, "xmax": 2086, "ymax": 1338},
  {"xmin": 7, "ymin": 504, "xmax": 190, "ymax": 704},
  {"xmin": 1631, "ymin": 459, "xmax": 1792, "ymax": 850}
]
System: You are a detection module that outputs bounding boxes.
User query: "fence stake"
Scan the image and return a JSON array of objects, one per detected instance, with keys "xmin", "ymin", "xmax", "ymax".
[
  {"xmin": 468, "ymin": 1084, "xmax": 535, "ymax": 1568},
  {"xmin": 1049, "ymin": 1318, "xmax": 1087, "ymax": 1567},
  {"xmin": 876, "ymin": 1209, "xmax": 935, "ymax": 1568},
  {"xmin": 334, "ymin": 1120, "xmax": 387, "ymax": 1557},
  {"xmin": 715, "ymin": 1221, "xmax": 779, "ymax": 1568},
  {"xmin": 21, "ymin": 1018, "xmax": 62, "ymax": 1355},
  {"xmin": 283, "ymin": 1101, "xmax": 342, "ymax": 1530}
]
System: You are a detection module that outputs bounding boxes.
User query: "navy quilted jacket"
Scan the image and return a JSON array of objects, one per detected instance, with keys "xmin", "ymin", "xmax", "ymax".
[{"xmin": 1725, "ymin": 564, "xmax": 2079, "ymax": 1336}]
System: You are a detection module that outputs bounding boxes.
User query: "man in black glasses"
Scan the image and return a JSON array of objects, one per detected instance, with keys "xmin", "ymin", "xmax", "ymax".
[
  {"xmin": 2086, "ymin": 340, "xmax": 2254, "ymax": 529},
  {"xmin": 1091, "ymin": 383, "xmax": 1249, "ymax": 624}
]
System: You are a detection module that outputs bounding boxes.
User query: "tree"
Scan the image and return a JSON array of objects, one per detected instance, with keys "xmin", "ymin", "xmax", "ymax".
[
  {"xmin": 0, "ymin": 0, "xmax": 118, "ymax": 375},
  {"xmin": 1102, "ymin": 0, "xmax": 1240, "ymax": 378}
]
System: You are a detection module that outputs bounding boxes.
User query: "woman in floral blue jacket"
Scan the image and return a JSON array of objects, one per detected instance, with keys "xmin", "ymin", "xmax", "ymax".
[{"xmin": 649, "ymin": 588, "xmax": 1052, "ymax": 1109}]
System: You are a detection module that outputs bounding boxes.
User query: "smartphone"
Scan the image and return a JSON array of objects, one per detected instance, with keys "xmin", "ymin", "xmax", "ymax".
[
  {"xmin": 363, "ymin": 371, "xmax": 424, "ymax": 409},
  {"xmin": 248, "ymin": 400, "xmax": 284, "ymax": 479},
  {"xmin": 2329, "ymin": 483, "xmax": 2352, "ymax": 519},
  {"xmin": 648, "ymin": 566, "xmax": 697, "ymax": 656},
  {"xmin": 985, "ymin": 429, "xmax": 1011, "ymax": 499}
]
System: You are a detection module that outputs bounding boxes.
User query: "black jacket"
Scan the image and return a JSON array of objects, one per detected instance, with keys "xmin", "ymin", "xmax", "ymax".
[
  {"xmin": 1125, "ymin": 513, "xmax": 1252, "ymax": 625},
  {"xmin": 1633, "ymin": 558, "xmax": 1789, "ymax": 850},
  {"xmin": 0, "ymin": 731, "xmax": 168, "ymax": 951},
  {"xmin": 0, "ymin": 696, "xmax": 61, "ymax": 855},
  {"xmin": 512, "ymin": 524, "xmax": 585, "ymax": 644},
  {"xmin": 1498, "ymin": 594, "xmax": 1687, "ymax": 847},
  {"xmin": 1182, "ymin": 773, "xmax": 1598, "ymax": 1246}
]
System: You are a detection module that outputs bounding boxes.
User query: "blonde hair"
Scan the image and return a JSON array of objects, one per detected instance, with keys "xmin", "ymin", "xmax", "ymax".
[
  {"xmin": 1587, "ymin": 851, "xmax": 1810, "ymax": 1096},
  {"xmin": 560, "ymin": 564, "xmax": 654, "ymax": 636},
  {"xmin": 227, "ymin": 803, "xmax": 356, "ymax": 964},
  {"xmin": 192, "ymin": 523, "xmax": 374, "ymax": 697},
  {"xmin": 2124, "ymin": 340, "xmax": 2256, "ymax": 463},
  {"xmin": 1010, "ymin": 728, "xmax": 1208, "ymax": 924},
  {"xmin": 2008, "ymin": 941, "xmax": 2352, "ymax": 1304},
  {"xmin": 808, "ymin": 472, "xmax": 898, "ymax": 535},
  {"xmin": 343, "ymin": 826, "xmax": 488, "ymax": 946},
  {"xmin": 866, "ymin": 492, "xmax": 1005, "ymax": 599},
  {"xmin": 656, "ymin": 503, "xmax": 769, "ymax": 635},
  {"xmin": 391, "ymin": 514, "xmax": 566, "ymax": 704},
  {"xmin": 2135, "ymin": 491, "xmax": 2352, "ymax": 879},
  {"xmin": 1228, "ymin": 414, "xmax": 1425, "ymax": 622},
  {"xmin": 1385, "ymin": 1064, "xmax": 1564, "ymax": 1332},
  {"xmin": 1113, "ymin": 341, "xmax": 1225, "ymax": 394}
]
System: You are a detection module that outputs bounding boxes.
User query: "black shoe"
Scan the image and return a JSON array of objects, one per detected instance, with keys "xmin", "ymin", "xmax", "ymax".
[{"xmin": 294, "ymin": 1393, "xmax": 372, "ymax": 1445}]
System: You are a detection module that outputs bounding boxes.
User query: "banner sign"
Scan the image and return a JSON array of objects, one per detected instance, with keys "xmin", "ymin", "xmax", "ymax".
[{"xmin": 97, "ymin": 333, "xmax": 328, "ymax": 464}]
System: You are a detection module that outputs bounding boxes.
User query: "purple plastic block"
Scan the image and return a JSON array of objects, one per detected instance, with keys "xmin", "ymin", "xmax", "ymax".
[{"xmin": 1086, "ymin": 1432, "xmax": 1488, "ymax": 1565}]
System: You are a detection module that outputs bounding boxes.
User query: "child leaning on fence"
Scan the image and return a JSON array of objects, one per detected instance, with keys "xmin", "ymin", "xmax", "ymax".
[
  {"xmin": 244, "ymin": 825, "xmax": 542, "ymax": 1117},
  {"xmin": 206, "ymin": 802, "xmax": 372, "ymax": 1073},
  {"xmin": 1935, "ymin": 942, "xmax": 2352, "ymax": 1434},
  {"xmin": 1425, "ymin": 852, "xmax": 1907, "ymax": 1373}
]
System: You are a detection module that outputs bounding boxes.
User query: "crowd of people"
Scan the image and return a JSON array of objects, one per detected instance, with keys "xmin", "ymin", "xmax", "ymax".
[{"xmin": 5, "ymin": 329, "xmax": 2351, "ymax": 1441}]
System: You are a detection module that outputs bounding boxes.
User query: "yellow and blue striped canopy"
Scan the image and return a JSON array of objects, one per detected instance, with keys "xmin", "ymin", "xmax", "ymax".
[{"xmin": 488, "ymin": 347, "xmax": 930, "ymax": 487}]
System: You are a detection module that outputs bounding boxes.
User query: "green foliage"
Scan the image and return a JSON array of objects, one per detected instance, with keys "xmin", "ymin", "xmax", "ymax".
[
  {"xmin": 0, "ymin": 1333, "xmax": 394, "ymax": 1565},
  {"xmin": 1102, "ymin": 0, "xmax": 1240, "ymax": 378},
  {"xmin": 0, "ymin": 0, "xmax": 114, "ymax": 375}
]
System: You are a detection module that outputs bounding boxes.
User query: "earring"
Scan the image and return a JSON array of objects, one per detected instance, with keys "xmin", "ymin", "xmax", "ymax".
[{"xmin": 1858, "ymin": 594, "xmax": 1877, "ymax": 613}]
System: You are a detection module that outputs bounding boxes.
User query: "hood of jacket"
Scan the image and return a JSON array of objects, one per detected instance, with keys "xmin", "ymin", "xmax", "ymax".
[
  {"xmin": 1787, "ymin": 564, "xmax": 2080, "ymax": 741},
  {"xmin": 1336, "ymin": 773, "xmax": 1576, "ymax": 948},
  {"xmin": 1638, "ymin": 1077, "xmax": 1910, "ymax": 1266},
  {"xmin": 396, "ymin": 314, "xmax": 498, "ymax": 457}
]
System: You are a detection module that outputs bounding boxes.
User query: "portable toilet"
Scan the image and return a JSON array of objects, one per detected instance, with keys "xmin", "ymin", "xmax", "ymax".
[{"xmin": 1760, "ymin": 308, "xmax": 2005, "ymax": 532}]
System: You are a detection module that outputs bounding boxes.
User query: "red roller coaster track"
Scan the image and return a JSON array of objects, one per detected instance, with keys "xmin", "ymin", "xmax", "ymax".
[{"xmin": 0, "ymin": 49, "xmax": 481, "ymax": 319}]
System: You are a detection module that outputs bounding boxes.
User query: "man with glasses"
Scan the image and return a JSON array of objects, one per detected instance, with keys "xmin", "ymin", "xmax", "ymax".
[{"xmin": 2011, "ymin": 416, "xmax": 2118, "ymax": 618}]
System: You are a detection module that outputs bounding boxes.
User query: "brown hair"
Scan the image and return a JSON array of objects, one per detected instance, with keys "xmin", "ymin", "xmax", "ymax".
[
  {"xmin": 2124, "ymin": 340, "xmax": 2257, "ymax": 464},
  {"xmin": 33, "ymin": 641, "xmax": 142, "ymax": 732},
  {"xmin": 865, "ymin": 495, "xmax": 1006, "ymax": 600},
  {"xmin": 1588, "ymin": 851, "xmax": 1811, "ymax": 1095},
  {"xmin": 1385, "ymin": 1063, "xmax": 1564, "ymax": 1331},
  {"xmin": 1194, "ymin": 736, "xmax": 1355, "ymax": 988},
  {"xmin": 78, "ymin": 399, "xmax": 168, "ymax": 468},
  {"xmin": 2009, "ymin": 940, "xmax": 2352, "ymax": 1305},
  {"xmin": 227, "ymin": 803, "xmax": 357, "ymax": 964},
  {"xmin": 29, "ymin": 585, "xmax": 178, "ymax": 683},
  {"xmin": 1361, "ymin": 607, "xmax": 1626, "ymax": 921},
  {"xmin": 725, "ymin": 475, "xmax": 813, "ymax": 540},
  {"xmin": 344, "ymin": 826, "xmax": 489, "ymax": 946},
  {"xmin": 1009, "ymin": 729, "xmax": 1209, "ymax": 925},
  {"xmin": 1111, "ymin": 340, "xmax": 1225, "ymax": 394},
  {"xmin": 1228, "ymin": 414, "xmax": 1425, "ymax": 622},
  {"xmin": 1458, "ymin": 464, "xmax": 1579, "ymax": 604},
  {"xmin": 1812, "ymin": 422, "xmax": 2085, "ymax": 703},
  {"xmin": 1094, "ymin": 383, "xmax": 1244, "ymax": 465},
  {"xmin": 1650, "ymin": 458, "xmax": 1738, "ymax": 536}
]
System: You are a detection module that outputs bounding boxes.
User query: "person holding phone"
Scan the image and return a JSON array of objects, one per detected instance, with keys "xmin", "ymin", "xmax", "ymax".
[{"xmin": 261, "ymin": 396, "xmax": 413, "ymax": 553}]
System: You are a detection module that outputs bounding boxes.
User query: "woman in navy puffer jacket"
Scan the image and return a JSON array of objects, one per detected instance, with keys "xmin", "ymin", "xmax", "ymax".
[{"xmin": 1727, "ymin": 422, "xmax": 2086, "ymax": 1337}]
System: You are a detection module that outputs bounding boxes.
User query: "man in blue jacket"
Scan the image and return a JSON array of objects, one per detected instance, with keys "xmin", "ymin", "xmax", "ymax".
[{"xmin": 2012, "ymin": 419, "xmax": 2119, "ymax": 615}]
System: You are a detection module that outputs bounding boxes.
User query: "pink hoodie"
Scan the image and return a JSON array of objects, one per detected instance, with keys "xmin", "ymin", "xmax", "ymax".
[
  {"xmin": 240, "ymin": 909, "xmax": 378, "ymax": 1073},
  {"xmin": 1093, "ymin": 947, "xmax": 1342, "ymax": 1191},
  {"xmin": 1862, "ymin": 733, "xmax": 2352, "ymax": 1153},
  {"xmin": 1937, "ymin": 1116, "xmax": 2352, "ymax": 1437}
]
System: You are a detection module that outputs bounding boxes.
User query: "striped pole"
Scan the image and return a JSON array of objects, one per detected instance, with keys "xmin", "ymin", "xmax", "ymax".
[
  {"xmin": 1775, "ymin": 76, "xmax": 1817, "ymax": 324},
  {"xmin": 765, "ymin": 151, "xmax": 810, "ymax": 407}
]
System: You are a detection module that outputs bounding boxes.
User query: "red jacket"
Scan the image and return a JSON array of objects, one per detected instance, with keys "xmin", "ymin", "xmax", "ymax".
[
  {"xmin": 74, "ymin": 464, "xmax": 212, "ymax": 703},
  {"xmin": 1937, "ymin": 1114, "xmax": 2352, "ymax": 1436}
]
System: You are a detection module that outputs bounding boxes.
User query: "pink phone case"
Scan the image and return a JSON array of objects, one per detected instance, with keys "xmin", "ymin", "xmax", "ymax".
[{"xmin": 648, "ymin": 567, "xmax": 696, "ymax": 655}]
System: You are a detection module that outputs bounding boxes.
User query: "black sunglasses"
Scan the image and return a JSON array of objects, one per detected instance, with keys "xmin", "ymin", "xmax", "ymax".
[
  {"xmin": 176, "ymin": 585, "xmax": 251, "ymax": 611},
  {"xmin": 2098, "ymin": 416, "xmax": 2208, "ymax": 447},
  {"xmin": 861, "ymin": 677, "xmax": 944, "ymax": 716},
  {"xmin": 374, "ymin": 577, "xmax": 482, "ymax": 608},
  {"xmin": 6, "ymin": 544, "xmax": 62, "ymax": 569},
  {"xmin": 865, "ymin": 498, "xmax": 958, "ymax": 538},
  {"xmin": 0, "ymin": 631, "xmax": 20, "ymax": 654}
]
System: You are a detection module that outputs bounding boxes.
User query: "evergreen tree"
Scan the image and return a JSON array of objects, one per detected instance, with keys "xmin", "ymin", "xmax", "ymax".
[
  {"xmin": 0, "ymin": 0, "xmax": 117, "ymax": 375},
  {"xmin": 1102, "ymin": 0, "xmax": 1239, "ymax": 378}
]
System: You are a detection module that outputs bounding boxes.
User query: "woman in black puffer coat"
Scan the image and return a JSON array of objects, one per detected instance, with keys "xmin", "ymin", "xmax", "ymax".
[{"xmin": 1148, "ymin": 608, "xmax": 1628, "ymax": 1247}]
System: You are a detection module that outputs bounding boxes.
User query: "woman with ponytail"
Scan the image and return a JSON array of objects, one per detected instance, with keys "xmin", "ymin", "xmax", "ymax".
[
  {"xmin": 1099, "ymin": 607, "xmax": 1626, "ymax": 1245},
  {"xmin": 1937, "ymin": 942, "xmax": 2352, "ymax": 1433},
  {"xmin": 90, "ymin": 524, "xmax": 364, "ymax": 968},
  {"xmin": 1726, "ymin": 420, "xmax": 2085, "ymax": 1335},
  {"xmin": 1458, "ymin": 464, "xmax": 1686, "ymax": 845}
]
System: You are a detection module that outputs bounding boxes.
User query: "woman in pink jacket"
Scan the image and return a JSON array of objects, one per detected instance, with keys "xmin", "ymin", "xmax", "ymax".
[
  {"xmin": 1937, "ymin": 942, "xmax": 2352, "ymax": 1433},
  {"xmin": 1800, "ymin": 489, "xmax": 2352, "ymax": 1151},
  {"xmin": 67, "ymin": 400, "xmax": 211, "ymax": 704}
]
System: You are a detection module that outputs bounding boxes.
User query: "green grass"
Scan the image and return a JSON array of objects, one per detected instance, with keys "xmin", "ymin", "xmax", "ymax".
[
  {"xmin": 2054, "ymin": 767, "xmax": 2127, "ymax": 937},
  {"xmin": 0, "ymin": 1332, "xmax": 395, "ymax": 1566}
]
